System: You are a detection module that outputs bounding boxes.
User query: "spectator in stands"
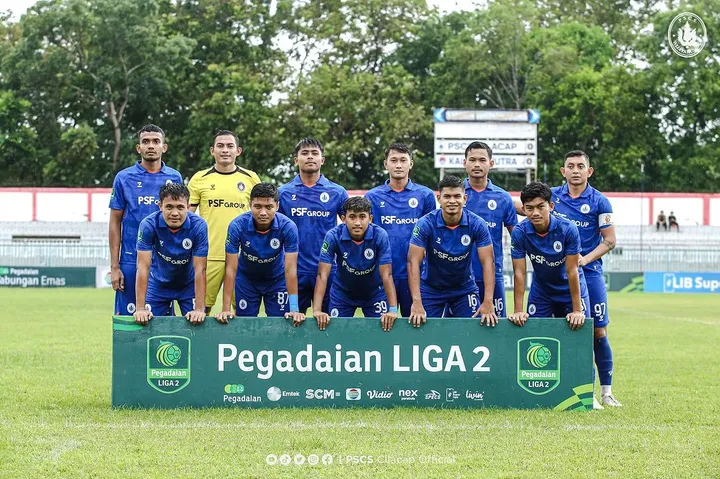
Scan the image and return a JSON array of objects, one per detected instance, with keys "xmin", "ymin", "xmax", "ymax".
[
  {"xmin": 656, "ymin": 211, "xmax": 667, "ymax": 231},
  {"xmin": 668, "ymin": 211, "xmax": 679, "ymax": 232}
]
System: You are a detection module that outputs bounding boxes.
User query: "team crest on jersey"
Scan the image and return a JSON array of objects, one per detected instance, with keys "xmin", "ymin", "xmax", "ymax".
[
  {"xmin": 553, "ymin": 241, "xmax": 562, "ymax": 252},
  {"xmin": 270, "ymin": 238, "xmax": 281, "ymax": 249},
  {"xmin": 580, "ymin": 204, "xmax": 591, "ymax": 214},
  {"xmin": 237, "ymin": 182, "xmax": 246, "ymax": 192},
  {"xmin": 165, "ymin": 179, "xmax": 172, "ymax": 185},
  {"xmin": 182, "ymin": 238, "xmax": 193, "ymax": 250},
  {"xmin": 408, "ymin": 198, "xmax": 419, "ymax": 208},
  {"xmin": 330, "ymin": 308, "xmax": 339, "ymax": 317},
  {"xmin": 127, "ymin": 303, "xmax": 137, "ymax": 314},
  {"xmin": 238, "ymin": 299, "xmax": 247, "ymax": 310},
  {"xmin": 320, "ymin": 192, "xmax": 330, "ymax": 203},
  {"xmin": 461, "ymin": 234, "xmax": 471, "ymax": 246},
  {"xmin": 488, "ymin": 199, "xmax": 497, "ymax": 211},
  {"xmin": 528, "ymin": 304, "xmax": 536, "ymax": 315},
  {"xmin": 364, "ymin": 248, "xmax": 375, "ymax": 260}
]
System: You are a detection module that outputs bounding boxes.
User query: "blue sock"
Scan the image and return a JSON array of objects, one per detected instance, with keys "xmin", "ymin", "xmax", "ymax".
[{"xmin": 594, "ymin": 335, "xmax": 613, "ymax": 386}]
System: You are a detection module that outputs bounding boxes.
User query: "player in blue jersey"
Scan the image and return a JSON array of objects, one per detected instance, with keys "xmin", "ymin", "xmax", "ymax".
[
  {"xmin": 278, "ymin": 138, "xmax": 349, "ymax": 314},
  {"xmin": 109, "ymin": 124, "xmax": 183, "ymax": 316},
  {"xmin": 313, "ymin": 197, "xmax": 398, "ymax": 331},
  {"xmin": 407, "ymin": 175, "xmax": 497, "ymax": 325},
  {"xmin": 508, "ymin": 182, "xmax": 589, "ymax": 334},
  {"xmin": 215, "ymin": 183, "xmax": 305, "ymax": 326},
  {"xmin": 133, "ymin": 184, "xmax": 209, "ymax": 325},
  {"xmin": 552, "ymin": 150, "xmax": 620, "ymax": 408},
  {"xmin": 463, "ymin": 141, "xmax": 518, "ymax": 317},
  {"xmin": 365, "ymin": 143, "xmax": 436, "ymax": 317}
]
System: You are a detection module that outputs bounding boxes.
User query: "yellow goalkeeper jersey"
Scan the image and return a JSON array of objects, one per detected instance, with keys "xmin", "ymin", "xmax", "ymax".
[{"xmin": 188, "ymin": 165, "xmax": 261, "ymax": 261}]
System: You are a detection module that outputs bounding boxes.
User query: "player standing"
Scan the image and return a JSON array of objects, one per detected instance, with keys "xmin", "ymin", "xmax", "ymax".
[
  {"xmin": 109, "ymin": 124, "xmax": 183, "ymax": 315},
  {"xmin": 215, "ymin": 183, "xmax": 305, "ymax": 325},
  {"xmin": 278, "ymin": 138, "xmax": 349, "ymax": 313},
  {"xmin": 552, "ymin": 150, "xmax": 621, "ymax": 408},
  {"xmin": 133, "ymin": 184, "xmax": 208, "ymax": 325},
  {"xmin": 188, "ymin": 130, "xmax": 260, "ymax": 313},
  {"xmin": 313, "ymin": 197, "xmax": 398, "ymax": 331},
  {"xmin": 463, "ymin": 141, "xmax": 518, "ymax": 317},
  {"xmin": 407, "ymin": 175, "xmax": 496, "ymax": 324},
  {"xmin": 365, "ymin": 143, "xmax": 436, "ymax": 317}
]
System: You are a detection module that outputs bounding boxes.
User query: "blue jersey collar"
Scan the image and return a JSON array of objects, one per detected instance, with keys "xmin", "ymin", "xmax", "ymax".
[
  {"xmin": 435, "ymin": 209, "xmax": 469, "ymax": 228},
  {"xmin": 340, "ymin": 223, "xmax": 375, "ymax": 241},
  {"xmin": 560, "ymin": 182, "xmax": 592, "ymax": 199},
  {"xmin": 292, "ymin": 174, "xmax": 330, "ymax": 187},
  {"xmin": 464, "ymin": 178, "xmax": 495, "ymax": 192},
  {"xmin": 383, "ymin": 179, "xmax": 417, "ymax": 192},
  {"xmin": 134, "ymin": 160, "xmax": 169, "ymax": 174}
]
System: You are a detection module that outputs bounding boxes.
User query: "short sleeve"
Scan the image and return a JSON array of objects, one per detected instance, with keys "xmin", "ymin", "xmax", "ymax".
[
  {"xmin": 283, "ymin": 221, "xmax": 299, "ymax": 253},
  {"xmin": 503, "ymin": 193, "xmax": 519, "ymax": 227},
  {"xmin": 472, "ymin": 217, "xmax": 492, "ymax": 248},
  {"xmin": 277, "ymin": 188, "xmax": 288, "ymax": 216},
  {"xmin": 566, "ymin": 223, "xmax": 581, "ymax": 256},
  {"xmin": 136, "ymin": 218, "xmax": 155, "ymax": 251},
  {"xmin": 409, "ymin": 218, "xmax": 430, "ymax": 249},
  {"xmin": 319, "ymin": 230, "xmax": 337, "ymax": 264},
  {"xmin": 337, "ymin": 188, "xmax": 350, "ymax": 217},
  {"xmin": 225, "ymin": 221, "xmax": 241, "ymax": 255},
  {"xmin": 193, "ymin": 219, "xmax": 209, "ymax": 257},
  {"xmin": 377, "ymin": 229, "xmax": 392, "ymax": 265},
  {"xmin": 422, "ymin": 189, "xmax": 437, "ymax": 216},
  {"xmin": 597, "ymin": 195, "xmax": 614, "ymax": 229},
  {"xmin": 109, "ymin": 174, "xmax": 126, "ymax": 210},
  {"xmin": 188, "ymin": 173, "xmax": 201, "ymax": 206},
  {"xmin": 510, "ymin": 226, "xmax": 527, "ymax": 259}
]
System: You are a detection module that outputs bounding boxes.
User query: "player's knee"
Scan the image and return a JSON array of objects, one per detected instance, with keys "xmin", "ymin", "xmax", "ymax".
[{"xmin": 594, "ymin": 327, "xmax": 607, "ymax": 339}]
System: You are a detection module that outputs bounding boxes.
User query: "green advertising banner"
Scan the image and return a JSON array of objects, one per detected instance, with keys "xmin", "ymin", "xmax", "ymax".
[
  {"xmin": 603, "ymin": 272, "xmax": 644, "ymax": 292},
  {"xmin": 112, "ymin": 316, "xmax": 594, "ymax": 411},
  {"xmin": 0, "ymin": 266, "xmax": 96, "ymax": 287}
]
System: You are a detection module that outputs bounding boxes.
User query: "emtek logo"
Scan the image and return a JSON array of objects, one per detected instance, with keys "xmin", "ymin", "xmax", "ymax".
[
  {"xmin": 380, "ymin": 216, "xmax": 418, "ymax": 225},
  {"xmin": 291, "ymin": 208, "xmax": 331, "ymax": 217}
]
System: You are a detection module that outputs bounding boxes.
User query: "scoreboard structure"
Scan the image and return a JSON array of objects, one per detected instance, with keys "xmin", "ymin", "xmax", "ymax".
[{"xmin": 433, "ymin": 108, "xmax": 540, "ymax": 183}]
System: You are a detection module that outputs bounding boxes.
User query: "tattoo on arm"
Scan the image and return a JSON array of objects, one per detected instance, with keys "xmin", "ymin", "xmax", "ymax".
[{"xmin": 602, "ymin": 239, "xmax": 615, "ymax": 250}]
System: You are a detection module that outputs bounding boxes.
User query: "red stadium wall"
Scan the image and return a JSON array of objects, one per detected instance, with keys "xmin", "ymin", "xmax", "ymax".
[{"xmin": 1, "ymin": 187, "xmax": 719, "ymax": 226}]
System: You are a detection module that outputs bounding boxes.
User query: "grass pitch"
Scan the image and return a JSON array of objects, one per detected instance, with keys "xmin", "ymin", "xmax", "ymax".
[{"xmin": 1, "ymin": 288, "xmax": 719, "ymax": 478}]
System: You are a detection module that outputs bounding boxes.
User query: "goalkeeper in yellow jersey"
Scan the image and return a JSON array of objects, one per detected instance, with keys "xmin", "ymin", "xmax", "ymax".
[{"xmin": 188, "ymin": 130, "xmax": 260, "ymax": 313}]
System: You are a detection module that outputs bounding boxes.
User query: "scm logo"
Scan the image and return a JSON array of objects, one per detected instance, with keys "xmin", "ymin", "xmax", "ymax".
[{"xmin": 305, "ymin": 388, "xmax": 339, "ymax": 399}]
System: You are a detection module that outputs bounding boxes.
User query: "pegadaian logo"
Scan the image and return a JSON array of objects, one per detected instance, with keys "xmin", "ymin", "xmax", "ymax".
[
  {"xmin": 517, "ymin": 337, "xmax": 560, "ymax": 395},
  {"xmin": 147, "ymin": 336, "xmax": 191, "ymax": 394}
]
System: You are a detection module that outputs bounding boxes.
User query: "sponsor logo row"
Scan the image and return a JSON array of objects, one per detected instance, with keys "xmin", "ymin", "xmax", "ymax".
[{"xmin": 222, "ymin": 385, "xmax": 485, "ymax": 404}]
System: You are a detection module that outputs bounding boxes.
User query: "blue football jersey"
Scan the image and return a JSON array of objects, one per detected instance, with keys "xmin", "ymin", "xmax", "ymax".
[
  {"xmin": 137, "ymin": 211, "xmax": 209, "ymax": 289},
  {"xmin": 109, "ymin": 161, "xmax": 183, "ymax": 264},
  {"xmin": 319, "ymin": 223, "xmax": 392, "ymax": 300},
  {"xmin": 551, "ymin": 184, "xmax": 613, "ymax": 272},
  {"xmin": 365, "ymin": 179, "xmax": 437, "ymax": 279},
  {"xmin": 409, "ymin": 209, "xmax": 492, "ymax": 295},
  {"xmin": 464, "ymin": 178, "xmax": 518, "ymax": 279},
  {"xmin": 510, "ymin": 215, "xmax": 587, "ymax": 300},
  {"xmin": 225, "ymin": 212, "xmax": 299, "ymax": 282},
  {"xmin": 278, "ymin": 175, "xmax": 349, "ymax": 276}
]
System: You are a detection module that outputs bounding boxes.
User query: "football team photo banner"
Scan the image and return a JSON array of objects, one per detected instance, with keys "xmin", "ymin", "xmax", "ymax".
[{"xmin": 112, "ymin": 315, "xmax": 594, "ymax": 411}]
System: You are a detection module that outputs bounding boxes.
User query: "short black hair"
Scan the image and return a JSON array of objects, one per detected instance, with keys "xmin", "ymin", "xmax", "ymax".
[
  {"xmin": 138, "ymin": 124, "xmax": 165, "ymax": 141},
  {"xmin": 159, "ymin": 183, "xmax": 189, "ymax": 203},
  {"xmin": 294, "ymin": 137, "xmax": 324, "ymax": 156},
  {"xmin": 564, "ymin": 150, "xmax": 589, "ymax": 164},
  {"xmin": 343, "ymin": 196, "xmax": 372, "ymax": 214},
  {"xmin": 520, "ymin": 181, "xmax": 552, "ymax": 205},
  {"xmin": 250, "ymin": 183, "xmax": 279, "ymax": 203},
  {"xmin": 213, "ymin": 130, "xmax": 240, "ymax": 146},
  {"xmin": 464, "ymin": 141, "xmax": 492, "ymax": 160},
  {"xmin": 437, "ymin": 175, "xmax": 464, "ymax": 192},
  {"xmin": 385, "ymin": 142, "xmax": 411, "ymax": 160}
]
